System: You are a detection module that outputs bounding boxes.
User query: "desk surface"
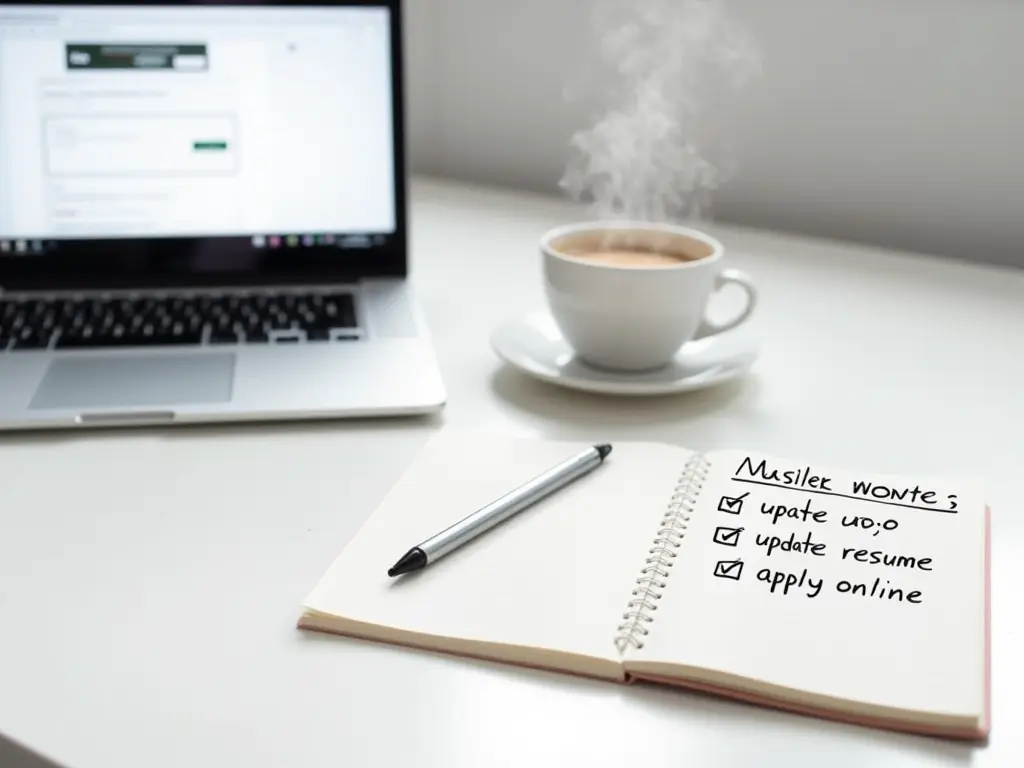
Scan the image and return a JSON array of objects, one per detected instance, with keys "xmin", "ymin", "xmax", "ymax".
[{"xmin": 1, "ymin": 178, "xmax": 1022, "ymax": 768}]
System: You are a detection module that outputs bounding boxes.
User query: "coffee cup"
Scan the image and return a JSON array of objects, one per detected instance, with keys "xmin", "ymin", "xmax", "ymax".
[{"xmin": 541, "ymin": 221, "xmax": 757, "ymax": 371}]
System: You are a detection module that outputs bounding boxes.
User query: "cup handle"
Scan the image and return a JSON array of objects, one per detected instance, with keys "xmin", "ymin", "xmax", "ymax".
[{"xmin": 693, "ymin": 268, "xmax": 758, "ymax": 340}]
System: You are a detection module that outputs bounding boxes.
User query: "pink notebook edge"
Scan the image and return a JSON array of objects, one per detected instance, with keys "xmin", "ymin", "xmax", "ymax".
[{"xmin": 628, "ymin": 505, "xmax": 992, "ymax": 742}]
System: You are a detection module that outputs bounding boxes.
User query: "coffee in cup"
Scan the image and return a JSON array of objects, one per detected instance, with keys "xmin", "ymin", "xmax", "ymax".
[
  {"xmin": 541, "ymin": 221, "xmax": 757, "ymax": 371},
  {"xmin": 561, "ymin": 249, "xmax": 694, "ymax": 268}
]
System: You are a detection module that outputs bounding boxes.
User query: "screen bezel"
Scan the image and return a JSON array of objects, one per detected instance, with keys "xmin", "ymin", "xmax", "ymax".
[{"xmin": 0, "ymin": 0, "xmax": 408, "ymax": 291}]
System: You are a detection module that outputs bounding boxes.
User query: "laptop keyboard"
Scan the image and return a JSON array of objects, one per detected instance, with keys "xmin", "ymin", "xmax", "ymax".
[{"xmin": 0, "ymin": 290, "xmax": 360, "ymax": 351}]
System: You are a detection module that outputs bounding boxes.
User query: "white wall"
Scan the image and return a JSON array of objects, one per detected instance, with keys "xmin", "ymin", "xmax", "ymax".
[
  {"xmin": 402, "ymin": 1, "xmax": 440, "ymax": 173},
  {"xmin": 405, "ymin": 0, "xmax": 1024, "ymax": 268}
]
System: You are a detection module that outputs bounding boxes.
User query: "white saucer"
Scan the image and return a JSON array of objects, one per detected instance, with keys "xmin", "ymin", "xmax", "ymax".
[{"xmin": 490, "ymin": 309, "xmax": 759, "ymax": 396}]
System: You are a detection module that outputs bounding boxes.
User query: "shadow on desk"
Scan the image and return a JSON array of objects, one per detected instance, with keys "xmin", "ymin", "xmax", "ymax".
[
  {"xmin": 489, "ymin": 366, "xmax": 761, "ymax": 429},
  {"xmin": 623, "ymin": 680, "xmax": 979, "ymax": 762}
]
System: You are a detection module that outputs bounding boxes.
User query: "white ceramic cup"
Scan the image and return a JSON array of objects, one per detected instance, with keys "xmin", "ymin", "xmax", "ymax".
[{"xmin": 541, "ymin": 221, "xmax": 758, "ymax": 371}]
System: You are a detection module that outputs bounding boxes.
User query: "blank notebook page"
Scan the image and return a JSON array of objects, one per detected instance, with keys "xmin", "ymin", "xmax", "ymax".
[
  {"xmin": 638, "ymin": 449, "xmax": 987, "ymax": 720},
  {"xmin": 303, "ymin": 431, "xmax": 690, "ymax": 668}
]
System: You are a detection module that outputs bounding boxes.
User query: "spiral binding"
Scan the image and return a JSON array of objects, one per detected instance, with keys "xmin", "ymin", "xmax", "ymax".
[{"xmin": 614, "ymin": 453, "xmax": 711, "ymax": 652}]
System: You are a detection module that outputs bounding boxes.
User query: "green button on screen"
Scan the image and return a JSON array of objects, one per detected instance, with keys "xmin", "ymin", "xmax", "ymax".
[{"xmin": 193, "ymin": 140, "xmax": 228, "ymax": 151}]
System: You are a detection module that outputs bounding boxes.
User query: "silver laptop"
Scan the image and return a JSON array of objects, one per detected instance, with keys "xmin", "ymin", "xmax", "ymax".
[{"xmin": 0, "ymin": 1, "xmax": 446, "ymax": 430}]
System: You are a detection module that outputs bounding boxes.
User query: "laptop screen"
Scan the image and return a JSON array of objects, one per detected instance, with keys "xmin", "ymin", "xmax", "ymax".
[{"xmin": 0, "ymin": 2, "xmax": 405, "ymax": 284}]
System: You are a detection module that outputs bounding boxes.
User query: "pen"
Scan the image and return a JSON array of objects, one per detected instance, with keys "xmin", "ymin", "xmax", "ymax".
[{"xmin": 387, "ymin": 443, "xmax": 613, "ymax": 576}]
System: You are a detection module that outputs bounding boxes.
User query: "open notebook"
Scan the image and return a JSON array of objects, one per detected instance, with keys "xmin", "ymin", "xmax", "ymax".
[{"xmin": 299, "ymin": 430, "xmax": 990, "ymax": 740}]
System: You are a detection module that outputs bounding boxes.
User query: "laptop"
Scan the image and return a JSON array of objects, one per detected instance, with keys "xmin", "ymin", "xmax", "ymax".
[{"xmin": 0, "ymin": 0, "xmax": 446, "ymax": 431}]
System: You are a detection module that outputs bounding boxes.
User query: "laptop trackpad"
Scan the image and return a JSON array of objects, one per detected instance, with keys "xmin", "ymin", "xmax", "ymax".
[{"xmin": 30, "ymin": 353, "xmax": 236, "ymax": 410}]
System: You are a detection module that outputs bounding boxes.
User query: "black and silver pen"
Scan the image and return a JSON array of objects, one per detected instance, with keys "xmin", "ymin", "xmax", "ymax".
[{"xmin": 387, "ymin": 443, "xmax": 613, "ymax": 577}]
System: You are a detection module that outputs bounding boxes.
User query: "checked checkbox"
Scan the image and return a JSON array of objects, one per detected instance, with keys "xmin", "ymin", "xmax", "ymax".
[
  {"xmin": 718, "ymin": 492, "xmax": 749, "ymax": 515},
  {"xmin": 713, "ymin": 526, "xmax": 744, "ymax": 547},
  {"xmin": 713, "ymin": 559, "xmax": 744, "ymax": 581}
]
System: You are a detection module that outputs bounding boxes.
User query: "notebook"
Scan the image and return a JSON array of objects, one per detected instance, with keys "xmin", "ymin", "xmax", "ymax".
[{"xmin": 298, "ymin": 430, "xmax": 991, "ymax": 740}]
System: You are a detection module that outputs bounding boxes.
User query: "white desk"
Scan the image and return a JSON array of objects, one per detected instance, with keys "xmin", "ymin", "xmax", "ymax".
[{"xmin": 1, "ymin": 178, "xmax": 1022, "ymax": 767}]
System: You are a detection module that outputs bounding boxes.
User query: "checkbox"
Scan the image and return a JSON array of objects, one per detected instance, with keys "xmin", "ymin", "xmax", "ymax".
[
  {"xmin": 718, "ymin": 492, "xmax": 749, "ymax": 515},
  {"xmin": 714, "ymin": 559, "xmax": 744, "ymax": 581},
  {"xmin": 713, "ymin": 526, "xmax": 744, "ymax": 547}
]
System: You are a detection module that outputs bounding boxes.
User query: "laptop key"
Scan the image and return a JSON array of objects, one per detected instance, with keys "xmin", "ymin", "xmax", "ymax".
[
  {"xmin": 55, "ymin": 334, "xmax": 110, "ymax": 349},
  {"xmin": 176, "ymin": 329, "xmax": 204, "ymax": 344},
  {"xmin": 10, "ymin": 326, "xmax": 50, "ymax": 350},
  {"xmin": 209, "ymin": 331, "xmax": 240, "ymax": 345}
]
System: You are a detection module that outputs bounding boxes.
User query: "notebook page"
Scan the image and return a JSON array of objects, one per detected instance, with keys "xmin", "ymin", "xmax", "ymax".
[
  {"xmin": 302, "ymin": 431, "xmax": 691, "ymax": 669},
  {"xmin": 633, "ymin": 449, "xmax": 986, "ymax": 720}
]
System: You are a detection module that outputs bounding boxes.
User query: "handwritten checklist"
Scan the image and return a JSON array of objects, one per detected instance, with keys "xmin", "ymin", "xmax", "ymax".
[
  {"xmin": 699, "ymin": 453, "xmax": 965, "ymax": 603},
  {"xmin": 717, "ymin": 492, "xmax": 748, "ymax": 514},
  {"xmin": 626, "ymin": 446, "xmax": 985, "ymax": 737},
  {"xmin": 713, "ymin": 559, "xmax": 744, "ymax": 581},
  {"xmin": 712, "ymin": 526, "xmax": 744, "ymax": 547}
]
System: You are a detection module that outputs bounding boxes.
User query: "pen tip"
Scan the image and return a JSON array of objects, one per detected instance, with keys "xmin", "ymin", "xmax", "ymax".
[
  {"xmin": 388, "ymin": 547, "xmax": 428, "ymax": 577},
  {"xmin": 595, "ymin": 444, "xmax": 612, "ymax": 460}
]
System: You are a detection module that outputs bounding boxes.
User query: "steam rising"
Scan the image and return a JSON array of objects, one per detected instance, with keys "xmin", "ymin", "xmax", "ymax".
[{"xmin": 560, "ymin": 0, "xmax": 759, "ymax": 223}]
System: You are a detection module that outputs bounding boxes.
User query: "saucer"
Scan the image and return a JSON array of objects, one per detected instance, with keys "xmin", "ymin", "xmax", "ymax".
[{"xmin": 490, "ymin": 309, "xmax": 758, "ymax": 396}]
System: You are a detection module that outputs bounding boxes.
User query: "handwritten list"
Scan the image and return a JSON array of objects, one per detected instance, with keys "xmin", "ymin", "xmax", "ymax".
[
  {"xmin": 633, "ymin": 447, "xmax": 986, "ymax": 722},
  {"xmin": 705, "ymin": 454, "xmax": 963, "ymax": 605}
]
